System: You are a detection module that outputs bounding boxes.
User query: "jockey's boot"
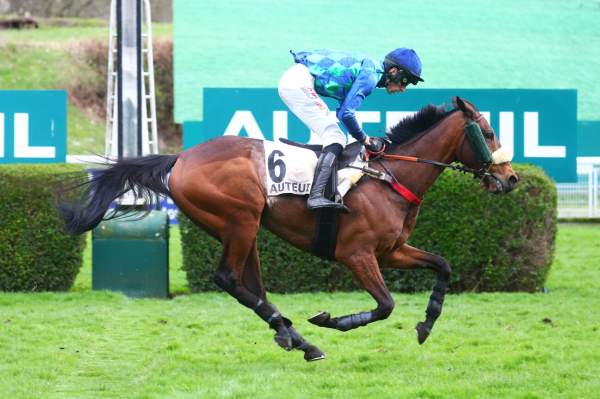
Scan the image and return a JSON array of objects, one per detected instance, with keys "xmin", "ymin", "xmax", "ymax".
[{"xmin": 307, "ymin": 152, "xmax": 347, "ymax": 211}]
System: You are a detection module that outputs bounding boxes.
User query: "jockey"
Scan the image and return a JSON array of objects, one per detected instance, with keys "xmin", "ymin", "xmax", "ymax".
[{"xmin": 278, "ymin": 48, "xmax": 424, "ymax": 211}]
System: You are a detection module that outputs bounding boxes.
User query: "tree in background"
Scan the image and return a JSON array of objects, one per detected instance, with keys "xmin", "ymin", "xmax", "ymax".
[{"xmin": 0, "ymin": 0, "xmax": 172, "ymax": 22}]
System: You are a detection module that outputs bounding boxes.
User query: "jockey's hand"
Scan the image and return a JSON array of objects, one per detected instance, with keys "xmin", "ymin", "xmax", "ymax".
[{"xmin": 363, "ymin": 136, "xmax": 385, "ymax": 153}]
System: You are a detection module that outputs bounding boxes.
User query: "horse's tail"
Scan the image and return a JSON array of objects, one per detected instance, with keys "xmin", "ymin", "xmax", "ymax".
[{"xmin": 57, "ymin": 154, "xmax": 180, "ymax": 235}]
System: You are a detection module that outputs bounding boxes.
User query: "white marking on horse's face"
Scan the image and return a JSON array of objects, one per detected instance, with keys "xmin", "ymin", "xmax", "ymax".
[{"xmin": 491, "ymin": 146, "xmax": 512, "ymax": 164}]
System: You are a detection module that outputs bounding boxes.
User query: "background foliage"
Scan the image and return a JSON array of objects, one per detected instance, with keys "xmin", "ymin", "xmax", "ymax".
[{"xmin": 0, "ymin": 164, "xmax": 87, "ymax": 291}]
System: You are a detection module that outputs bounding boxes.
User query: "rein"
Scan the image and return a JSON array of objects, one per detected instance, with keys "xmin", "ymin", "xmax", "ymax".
[
  {"xmin": 351, "ymin": 149, "xmax": 497, "ymax": 206},
  {"xmin": 371, "ymin": 151, "xmax": 492, "ymax": 179},
  {"xmin": 366, "ymin": 111, "xmax": 497, "ymax": 180},
  {"xmin": 351, "ymin": 110, "xmax": 508, "ymax": 204}
]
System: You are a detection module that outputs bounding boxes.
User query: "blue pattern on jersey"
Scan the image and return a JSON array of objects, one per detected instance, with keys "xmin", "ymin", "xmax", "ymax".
[{"xmin": 291, "ymin": 49, "xmax": 383, "ymax": 143}]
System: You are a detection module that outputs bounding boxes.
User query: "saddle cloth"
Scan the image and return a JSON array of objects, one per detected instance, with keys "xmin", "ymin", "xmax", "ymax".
[{"xmin": 263, "ymin": 140, "xmax": 365, "ymax": 197}]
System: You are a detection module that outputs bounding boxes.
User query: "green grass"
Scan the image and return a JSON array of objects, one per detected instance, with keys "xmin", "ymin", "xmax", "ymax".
[
  {"xmin": 0, "ymin": 19, "xmax": 172, "ymax": 43},
  {"xmin": 1, "ymin": 224, "xmax": 600, "ymax": 398},
  {"xmin": 67, "ymin": 106, "xmax": 105, "ymax": 154},
  {"xmin": 0, "ymin": 41, "xmax": 105, "ymax": 153},
  {"xmin": 0, "ymin": 19, "xmax": 172, "ymax": 155}
]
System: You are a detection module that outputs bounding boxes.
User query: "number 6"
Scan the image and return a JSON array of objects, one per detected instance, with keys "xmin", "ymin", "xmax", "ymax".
[{"xmin": 268, "ymin": 150, "xmax": 286, "ymax": 183}]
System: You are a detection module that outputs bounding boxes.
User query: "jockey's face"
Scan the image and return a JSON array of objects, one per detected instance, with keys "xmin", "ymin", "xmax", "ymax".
[
  {"xmin": 385, "ymin": 67, "xmax": 408, "ymax": 94},
  {"xmin": 386, "ymin": 81, "xmax": 407, "ymax": 94}
]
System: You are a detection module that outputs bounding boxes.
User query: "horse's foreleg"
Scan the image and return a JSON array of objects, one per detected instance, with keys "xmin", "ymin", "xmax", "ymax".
[
  {"xmin": 242, "ymin": 241, "xmax": 325, "ymax": 361},
  {"xmin": 383, "ymin": 244, "xmax": 451, "ymax": 344},
  {"xmin": 309, "ymin": 252, "xmax": 395, "ymax": 331}
]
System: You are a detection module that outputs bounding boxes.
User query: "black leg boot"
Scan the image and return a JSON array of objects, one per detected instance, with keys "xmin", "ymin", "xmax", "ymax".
[{"xmin": 307, "ymin": 152, "xmax": 347, "ymax": 211}]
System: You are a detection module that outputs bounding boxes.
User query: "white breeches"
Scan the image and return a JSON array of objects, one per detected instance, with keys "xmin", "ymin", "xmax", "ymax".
[{"xmin": 278, "ymin": 63, "xmax": 346, "ymax": 148}]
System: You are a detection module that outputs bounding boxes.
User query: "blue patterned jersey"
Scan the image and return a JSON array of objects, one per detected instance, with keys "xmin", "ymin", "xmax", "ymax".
[{"xmin": 291, "ymin": 49, "xmax": 384, "ymax": 143}]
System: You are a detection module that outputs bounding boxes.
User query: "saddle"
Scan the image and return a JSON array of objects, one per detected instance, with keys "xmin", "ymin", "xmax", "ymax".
[
  {"xmin": 279, "ymin": 138, "xmax": 363, "ymax": 170},
  {"xmin": 279, "ymin": 138, "xmax": 364, "ymax": 260}
]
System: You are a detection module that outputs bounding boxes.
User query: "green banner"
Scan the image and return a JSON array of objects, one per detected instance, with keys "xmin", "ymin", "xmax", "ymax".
[
  {"xmin": 184, "ymin": 88, "xmax": 577, "ymax": 182},
  {"xmin": 577, "ymin": 121, "xmax": 600, "ymax": 157}
]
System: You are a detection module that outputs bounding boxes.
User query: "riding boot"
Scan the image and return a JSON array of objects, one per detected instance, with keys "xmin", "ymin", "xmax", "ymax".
[{"xmin": 307, "ymin": 152, "xmax": 347, "ymax": 211}]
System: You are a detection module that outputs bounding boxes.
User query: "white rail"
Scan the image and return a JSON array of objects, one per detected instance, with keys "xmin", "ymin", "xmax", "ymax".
[
  {"xmin": 105, "ymin": 0, "xmax": 158, "ymax": 158},
  {"xmin": 557, "ymin": 163, "xmax": 600, "ymax": 219}
]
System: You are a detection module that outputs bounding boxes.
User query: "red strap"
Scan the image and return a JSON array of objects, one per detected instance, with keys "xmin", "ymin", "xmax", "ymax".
[{"xmin": 390, "ymin": 181, "xmax": 422, "ymax": 205}]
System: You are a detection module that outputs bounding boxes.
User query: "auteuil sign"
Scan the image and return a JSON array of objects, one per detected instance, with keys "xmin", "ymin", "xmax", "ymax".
[
  {"xmin": 0, "ymin": 90, "xmax": 67, "ymax": 163},
  {"xmin": 185, "ymin": 88, "xmax": 577, "ymax": 182}
]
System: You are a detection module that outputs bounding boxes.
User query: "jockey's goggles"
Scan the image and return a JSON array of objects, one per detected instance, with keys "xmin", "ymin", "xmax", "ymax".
[{"xmin": 386, "ymin": 68, "xmax": 420, "ymax": 87}]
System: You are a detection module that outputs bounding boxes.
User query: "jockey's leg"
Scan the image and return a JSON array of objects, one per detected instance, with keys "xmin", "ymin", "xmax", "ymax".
[
  {"xmin": 382, "ymin": 243, "xmax": 452, "ymax": 344},
  {"xmin": 278, "ymin": 64, "xmax": 347, "ymax": 211},
  {"xmin": 308, "ymin": 252, "xmax": 395, "ymax": 331},
  {"xmin": 307, "ymin": 143, "xmax": 347, "ymax": 210}
]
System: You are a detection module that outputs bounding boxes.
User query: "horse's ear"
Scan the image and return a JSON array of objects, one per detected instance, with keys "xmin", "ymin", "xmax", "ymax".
[
  {"xmin": 453, "ymin": 96, "xmax": 466, "ymax": 111},
  {"xmin": 453, "ymin": 96, "xmax": 473, "ymax": 118}
]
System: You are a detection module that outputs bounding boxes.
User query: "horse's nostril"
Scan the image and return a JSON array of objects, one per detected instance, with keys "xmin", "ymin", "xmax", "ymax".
[{"xmin": 508, "ymin": 175, "xmax": 518, "ymax": 188}]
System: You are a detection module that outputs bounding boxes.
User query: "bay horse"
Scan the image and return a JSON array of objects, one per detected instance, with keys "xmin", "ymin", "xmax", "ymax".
[{"xmin": 59, "ymin": 97, "xmax": 517, "ymax": 361}]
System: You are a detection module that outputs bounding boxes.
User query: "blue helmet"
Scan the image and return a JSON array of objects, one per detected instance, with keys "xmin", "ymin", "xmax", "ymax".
[{"xmin": 384, "ymin": 48, "xmax": 424, "ymax": 83}]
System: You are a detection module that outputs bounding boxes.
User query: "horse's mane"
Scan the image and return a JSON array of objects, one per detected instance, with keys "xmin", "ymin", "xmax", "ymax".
[{"xmin": 386, "ymin": 104, "xmax": 456, "ymax": 145}]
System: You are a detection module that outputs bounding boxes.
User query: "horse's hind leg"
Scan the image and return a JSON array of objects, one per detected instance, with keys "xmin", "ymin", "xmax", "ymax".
[
  {"xmin": 309, "ymin": 252, "xmax": 395, "ymax": 331},
  {"xmin": 167, "ymin": 144, "xmax": 305, "ymax": 354},
  {"xmin": 382, "ymin": 244, "xmax": 451, "ymax": 344},
  {"xmin": 213, "ymin": 226, "xmax": 291, "ymax": 351},
  {"xmin": 243, "ymin": 241, "xmax": 325, "ymax": 361}
]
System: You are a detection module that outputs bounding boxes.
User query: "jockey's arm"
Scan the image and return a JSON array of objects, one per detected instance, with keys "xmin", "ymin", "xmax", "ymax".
[{"xmin": 336, "ymin": 68, "xmax": 378, "ymax": 144}]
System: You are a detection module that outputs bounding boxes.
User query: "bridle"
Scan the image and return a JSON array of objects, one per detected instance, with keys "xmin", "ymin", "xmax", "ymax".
[
  {"xmin": 358, "ymin": 110, "xmax": 511, "ymax": 198},
  {"xmin": 454, "ymin": 112, "xmax": 496, "ymax": 178}
]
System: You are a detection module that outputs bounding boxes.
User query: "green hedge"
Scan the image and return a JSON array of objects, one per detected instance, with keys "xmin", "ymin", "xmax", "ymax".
[
  {"xmin": 0, "ymin": 164, "xmax": 87, "ymax": 292},
  {"xmin": 181, "ymin": 164, "xmax": 556, "ymax": 293}
]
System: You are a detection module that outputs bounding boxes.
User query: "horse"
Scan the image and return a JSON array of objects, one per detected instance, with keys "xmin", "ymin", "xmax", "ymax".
[{"xmin": 58, "ymin": 96, "xmax": 517, "ymax": 361}]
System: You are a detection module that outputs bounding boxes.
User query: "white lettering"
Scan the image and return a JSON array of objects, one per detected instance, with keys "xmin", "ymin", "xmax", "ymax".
[
  {"xmin": 344, "ymin": 111, "xmax": 381, "ymax": 143},
  {"xmin": 499, "ymin": 112, "xmax": 514, "ymax": 159},
  {"xmin": 524, "ymin": 112, "xmax": 565, "ymax": 158},
  {"xmin": 14, "ymin": 113, "xmax": 55, "ymax": 158},
  {"xmin": 355, "ymin": 111, "xmax": 380, "ymax": 129},
  {"xmin": 223, "ymin": 110, "xmax": 265, "ymax": 139},
  {"xmin": 273, "ymin": 111, "xmax": 288, "ymax": 143},
  {"xmin": 480, "ymin": 112, "xmax": 491, "ymax": 125},
  {"xmin": 385, "ymin": 111, "xmax": 416, "ymax": 132}
]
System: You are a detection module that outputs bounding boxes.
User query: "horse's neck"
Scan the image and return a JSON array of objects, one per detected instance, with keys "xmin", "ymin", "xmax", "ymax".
[{"xmin": 391, "ymin": 112, "xmax": 464, "ymax": 199}]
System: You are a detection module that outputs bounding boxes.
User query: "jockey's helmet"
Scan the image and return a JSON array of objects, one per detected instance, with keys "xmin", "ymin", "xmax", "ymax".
[{"xmin": 383, "ymin": 48, "xmax": 424, "ymax": 86}]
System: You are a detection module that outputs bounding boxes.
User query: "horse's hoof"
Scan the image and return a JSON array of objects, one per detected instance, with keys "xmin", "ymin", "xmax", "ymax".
[
  {"xmin": 308, "ymin": 311, "xmax": 331, "ymax": 327},
  {"xmin": 304, "ymin": 346, "xmax": 326, "ymax": 362},
  {"xmin": 274, "ymin": 331, "xmax": 293, "ymax": 351},
  {"xmin": 415, "ymin": 322, "xmax": 431, "ymax": 345}
]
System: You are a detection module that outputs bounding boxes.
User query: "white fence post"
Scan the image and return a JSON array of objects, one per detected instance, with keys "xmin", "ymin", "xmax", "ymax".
[{"xmin": 556, "ymin": 161, "xmax": 600, "ymax": 219}]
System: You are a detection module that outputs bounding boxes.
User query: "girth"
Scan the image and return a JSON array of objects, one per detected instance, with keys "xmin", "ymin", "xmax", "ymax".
[{"xmin": 312, "ymin": 157, "xmax": 341, "ymax": 260}]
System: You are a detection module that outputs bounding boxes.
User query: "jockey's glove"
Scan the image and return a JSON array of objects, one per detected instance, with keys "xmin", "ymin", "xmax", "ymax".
[{"xmin": 363, "ymin": 136, "xmax": 385, "ymax": 153}]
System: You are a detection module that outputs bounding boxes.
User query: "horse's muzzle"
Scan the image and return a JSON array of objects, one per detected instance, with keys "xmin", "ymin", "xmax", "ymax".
[{"xmin": 485, "ymin": 173, "xmax": 518, "ymax": 194}]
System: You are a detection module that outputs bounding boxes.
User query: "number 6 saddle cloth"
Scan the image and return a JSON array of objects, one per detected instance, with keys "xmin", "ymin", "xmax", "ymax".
[{"xmin": 263, "ymin": 139, "xmax": 365, "ymax": 198}]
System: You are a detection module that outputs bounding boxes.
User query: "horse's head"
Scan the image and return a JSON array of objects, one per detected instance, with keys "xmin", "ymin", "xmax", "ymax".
[{"xmin": 453, "ymin": 97, "xmax": 518, "ymax": 194}]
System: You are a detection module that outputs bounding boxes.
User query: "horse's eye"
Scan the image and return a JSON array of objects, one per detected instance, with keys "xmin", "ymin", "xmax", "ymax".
[{"xmin": 483, "ymin": 130, "xmax": 495, "ymax": 139}]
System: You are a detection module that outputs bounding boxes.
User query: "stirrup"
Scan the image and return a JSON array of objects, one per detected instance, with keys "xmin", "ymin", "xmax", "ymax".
[{"xmin": 307, "ymin": 197, "xmax": 349, "ymax": 212}]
